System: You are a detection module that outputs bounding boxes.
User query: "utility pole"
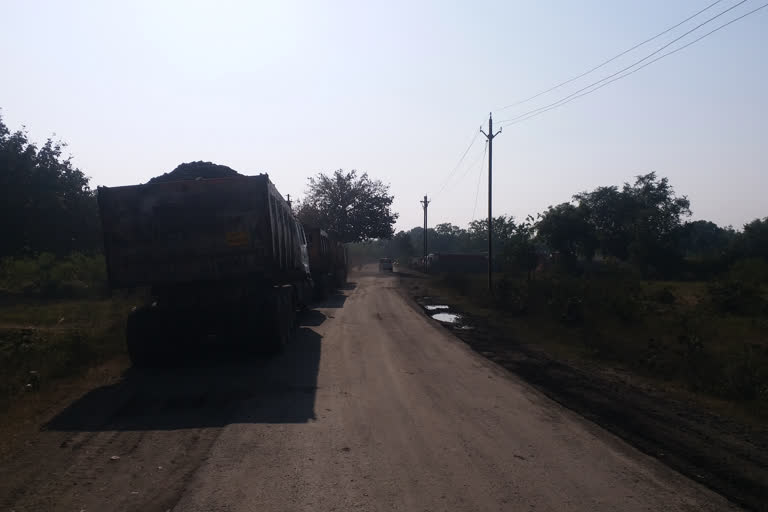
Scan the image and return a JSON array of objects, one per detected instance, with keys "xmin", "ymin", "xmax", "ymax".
[
  {"xmin": 420, "ymin": 195, "xmax": 430, "ymax": 273},
  {"xmin": 480, "ymin": 113, "xmax": 502, "ymax": 291}
]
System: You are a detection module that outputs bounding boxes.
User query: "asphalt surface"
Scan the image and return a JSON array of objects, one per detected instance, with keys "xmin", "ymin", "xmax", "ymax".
[{"xmin": 0, "ymin": 267, "xmax": 739, "ymax": 511}]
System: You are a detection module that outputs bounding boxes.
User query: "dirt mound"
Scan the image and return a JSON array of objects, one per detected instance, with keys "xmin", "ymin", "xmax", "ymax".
[{"xmin": 148, "ymin": 161, "xmax": 243, "ymax": 184}]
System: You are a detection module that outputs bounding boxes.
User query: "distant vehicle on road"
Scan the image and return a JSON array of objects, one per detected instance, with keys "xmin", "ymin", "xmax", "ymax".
[{"xmin": 379, "ymin": 258, "xmax": 393, "ymax": 272}]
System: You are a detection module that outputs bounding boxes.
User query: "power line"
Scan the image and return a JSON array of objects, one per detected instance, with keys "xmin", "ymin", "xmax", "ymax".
[
  {"xmin": 455, "ymin": 139, "xmax": 488, "ymax": 187},
  {"xmin": 498, "ymin": 0, "xmax": 749, "ymax": 125},
  {"xmin": 496, "ymin": 0, "xmax": 726, "ymax": 112},
  {"xmin": 436, "ymin": 127, "xmax": 482, "ymax": 196},
  {"xmin": 501, "ymin": 1, "xmax": 768, "ymax": 128},
  {"xmin": 471, "ymin": 141, "xmax": 488, "ymax": 222}
]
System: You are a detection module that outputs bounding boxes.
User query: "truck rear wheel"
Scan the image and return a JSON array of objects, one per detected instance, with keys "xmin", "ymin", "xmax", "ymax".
[{"xmin": 262, "ymin": 286, "xmax": 294, "ymax": 354}]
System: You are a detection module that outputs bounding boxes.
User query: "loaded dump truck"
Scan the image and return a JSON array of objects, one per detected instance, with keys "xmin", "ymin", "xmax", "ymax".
[
  {"xmin": 97, "ymin": 172, "xmax": 312, "ymax": 366},
  {"xmin": 328, "ymin": 232, "xmax": 349, "ymax": 287},
  {"xmin": 305, "ymin": 228, "xmax": 348, "ymax": 298}
]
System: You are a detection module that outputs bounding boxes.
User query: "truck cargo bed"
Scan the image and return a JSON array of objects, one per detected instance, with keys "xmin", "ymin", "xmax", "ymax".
[{"xmin": 98, "ymin": 175, "xmax": 306, "ymax": 288}]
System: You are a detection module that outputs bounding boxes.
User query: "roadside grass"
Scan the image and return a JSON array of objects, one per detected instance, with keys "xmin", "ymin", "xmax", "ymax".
[
  {"xmin": 418, "ymin": 270, "xmax": 768, "ymax": 419},
  {"xmin": 0, "ymin": 252, "xmax": 107, "ymax": 299},
  {"xmin": 0, "ymin": 294, "xmax": 140, "ymax": 412},
  {"xmin": 0, "ymin": 254, "xmax": 145, "ymax": 412}
]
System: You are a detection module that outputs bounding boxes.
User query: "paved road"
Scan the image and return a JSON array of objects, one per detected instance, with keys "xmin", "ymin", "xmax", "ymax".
[{"xmin": 1, "ymin": 269, "xmax": 737, "ymax": 511}]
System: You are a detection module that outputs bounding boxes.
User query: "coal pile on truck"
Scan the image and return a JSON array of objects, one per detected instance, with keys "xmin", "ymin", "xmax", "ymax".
[
  {"xmin": 147, "ymin": 161, "xmax": 243, "ymax": 183},
  {"xmin": 97, "ymin": 161, "xmax": 317, "ymax": 366}
]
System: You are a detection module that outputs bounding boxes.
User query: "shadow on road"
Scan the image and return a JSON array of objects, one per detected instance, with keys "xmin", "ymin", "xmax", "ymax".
[
  {"xmin": 46, "ymin": 310, "xmax": 325, "ymax": 432},
  {"xmin": 301, "ymin": 309, "xmax": 328, "ymax": 326},
  {"xmin": 321, "ymin": 292, "xmax": 348, "ymax": 308}
]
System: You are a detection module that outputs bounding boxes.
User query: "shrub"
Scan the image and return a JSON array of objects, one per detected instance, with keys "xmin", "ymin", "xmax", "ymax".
[
  {"xmin": 728, "ymin": 257, "xmax": 768, "ymax": 284},
  {"xmin": 442, "ymin": 273, "xmax": 473, "ymax": 297},
  {"xmin": 719, "ymin": 345, "xmax": 765, "ymax": 400},
  {"xmin": 0, "ymin": 252, "xmax": 107, "ymax": 297},
  {"xmin": 708, "ymin": 280, "xmax": 766, "ymax": 316},
  {"xmin": 650, "ymin": 287, "xmax": 676, "ymax": 304}
]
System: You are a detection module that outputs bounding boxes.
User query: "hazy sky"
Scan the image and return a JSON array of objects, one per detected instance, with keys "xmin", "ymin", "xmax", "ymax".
[{"xmin": 1, "ymin": 0, "xmax": 766, "ymax": 231}]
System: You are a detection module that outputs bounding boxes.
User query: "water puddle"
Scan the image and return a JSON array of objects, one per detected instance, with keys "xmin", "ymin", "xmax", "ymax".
[
  {"xmin": 431, "ymin": 312, "xmax": 462, "ymax": 324},
  {"xmin": 424, "ymin": 305, "xmax": 449, "ymax": 311}
]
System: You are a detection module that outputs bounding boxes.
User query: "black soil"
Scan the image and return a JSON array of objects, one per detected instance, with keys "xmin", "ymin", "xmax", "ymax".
[{"xmin": 148, "ymin": 161, "xmax": 243, "ymax": 184}]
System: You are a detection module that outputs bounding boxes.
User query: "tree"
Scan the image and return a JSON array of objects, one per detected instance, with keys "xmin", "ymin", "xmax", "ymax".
[
  {"xmin": 573, "ymin": 185, "xmax": 634, "ymax": 260},
  {"xmin": 467, "ymin": 215, "xmax": 516, "ymax": 254},
  {"xmin": 503, "ymin": 217, "xmax": 539, "ymax": 279},
  {"xmin": 0, "ymin": 113, "xmax": 100, "ymax": 257},
  {"xmin": 536, "ymin": 202, "xmax": 598, "ymax": 265},
  {"xmin": 678, "ymin": 220, "xmax": 736, "ymax": 259},
  {"xmin": 741, "ymin": 217, "xmax": 768, "ymax": 260},
  {"xmin": 296, "ymin": 169, "xmax": 398, "ymax": 243},
  {"xmin": 392, "ymin": 230, "xmax": 415, "ymax": 260},
  {"xmin": 575, "ymin": 173, "xmax": 691, "ymax": 275}
]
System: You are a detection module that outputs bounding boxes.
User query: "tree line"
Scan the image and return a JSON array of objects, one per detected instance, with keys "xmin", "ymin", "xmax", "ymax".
[
  {"xmin": 3, "ymin": 109, "xmax": 765, "ymax": 283},
  {"xmin": 360, "ymin": 172, "xmax": 767, "ymax": 281}
]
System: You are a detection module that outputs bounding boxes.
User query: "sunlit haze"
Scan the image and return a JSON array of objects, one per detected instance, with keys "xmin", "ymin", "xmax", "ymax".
[{"xmin": 1, "ymin": 0, "xmax": 766, "ymax": 231}]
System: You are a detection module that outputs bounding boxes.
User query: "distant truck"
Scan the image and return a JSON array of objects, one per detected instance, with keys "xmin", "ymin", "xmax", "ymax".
[
  {"xmin": 97, "ymin": 174, "xmax": 312, "ymax": 366},
  {"xmin": 329, "ymin": 231, "xmax": 348, "ymax": 287},
  {"xmin": 305, "ymin": 227, "xmax": 348, "ymax": 297},
  {"xmin": 379, "ymin": 258, "xmax": 393, "ymax": 272}
]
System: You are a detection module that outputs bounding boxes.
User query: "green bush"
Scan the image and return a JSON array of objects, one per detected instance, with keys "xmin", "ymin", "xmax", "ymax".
[
  {"xmin": 719, "ymin": 345, "xmax": 765, "ymax": 400},
  {"xmin": 0, "ymin": 294, "xmax": 136, "ymax": 410},
  {"xmin": 728, "ymin": 257, "xmax": 768, "ymax": 284},
  {"xmin": 442, "ymin": 273, "xmax": 473, "ymax": 297},
  {"xmin": 0, "ymin": 252, "xmax": 107, "ymax": 297},
  {"xmin": 650, "ymin": 286, "xmax": 676, "ymax": 304},
  {"xmin": 707, "ymin": 280, "xmax": 766, "ymax": 316},
  {"xmin": 0, "ymin": 325, "xmax": 122, "ymax": 411}
]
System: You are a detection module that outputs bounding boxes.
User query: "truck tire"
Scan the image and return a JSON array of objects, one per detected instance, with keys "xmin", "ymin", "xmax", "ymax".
[
  {"xmin": 126, "ymin": 307, "xmax": 156, "ymax": 368},
  {"xmin": 312, "ymin": 275, "xmax": 326, "ymax": 300},
  {"xmin": 262, "ymin": 286, "xmax": 294, "ymax": 354}
]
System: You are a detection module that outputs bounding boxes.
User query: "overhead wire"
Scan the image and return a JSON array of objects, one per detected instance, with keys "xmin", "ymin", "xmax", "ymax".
[
  {"xmin": 471, "ymin": 141, "xmax": 488, "ymax": 222},
  {"xmin": 435, "ymin": 128, "xmax": 482, "ymax": 197},
  {"xmin": 456, "ymin": 139, "xmax": 489, "ymax": 186},
  {"xmin": 500, "ymin": 1, "xmax": 768, "ymax": 128},
  {"xmin": 496, "ymin": 0, "xmax": 727, "ymax": 112},
  {"xmin": 497, "ymin": 0, "xmax": 749, "ymax": 125}
]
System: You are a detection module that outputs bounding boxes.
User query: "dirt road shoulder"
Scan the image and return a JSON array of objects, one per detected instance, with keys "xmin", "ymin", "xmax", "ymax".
[{"xmin": 397, "ymin": 269, "xmax": 768, "ymax": 512}]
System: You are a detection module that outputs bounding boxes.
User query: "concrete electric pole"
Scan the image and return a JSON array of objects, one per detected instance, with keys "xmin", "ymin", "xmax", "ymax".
[
  {"xmin": 480, "ymin": 113, "xmax": 502, "ymax": 291},
  {"xmin": 420, "ymin": 195, "xmax": 430, "ymax": 272}
]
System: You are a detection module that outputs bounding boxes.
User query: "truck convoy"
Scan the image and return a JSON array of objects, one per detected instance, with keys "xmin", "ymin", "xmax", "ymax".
[{"xmin": 97, "ymin": 169, "xmax": 346, "ymax": 366}]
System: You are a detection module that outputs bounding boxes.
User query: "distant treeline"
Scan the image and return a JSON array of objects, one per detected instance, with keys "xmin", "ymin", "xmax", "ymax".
[
  {"xmin": 354, "ymin": 172, "xmax": 768, "ymax": 281},
  {"xmin": 3, "ymin": 111, "xmax": 767, "ymax": 283}
]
